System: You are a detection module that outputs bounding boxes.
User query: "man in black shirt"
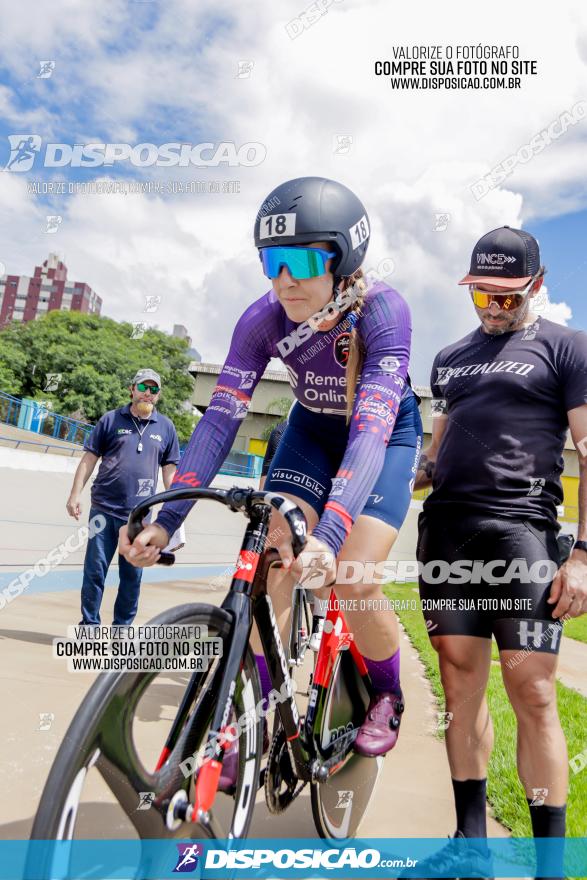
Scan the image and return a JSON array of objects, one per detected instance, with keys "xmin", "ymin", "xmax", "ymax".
[{"xmin": 414, "ymin": 227, "xmax": 587, "ymax": 878}]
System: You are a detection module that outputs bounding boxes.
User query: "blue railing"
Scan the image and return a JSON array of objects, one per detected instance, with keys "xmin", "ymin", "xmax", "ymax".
[
  {"xmin": 0, "ymin": 391, "xmax": 263, "ymax": 477},
  {"xmin": 0, "ymin": 435, "xmax": 83, "ymax": 456},
  {"xmin": 0, "ymin": 392, "xmax": 93, "ymax": 445}
]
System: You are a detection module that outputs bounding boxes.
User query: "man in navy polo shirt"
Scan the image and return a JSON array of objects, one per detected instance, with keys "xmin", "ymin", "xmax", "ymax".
[{"xmin": 67, "ymin": 369, "xmax": 180, "ymax": 626}]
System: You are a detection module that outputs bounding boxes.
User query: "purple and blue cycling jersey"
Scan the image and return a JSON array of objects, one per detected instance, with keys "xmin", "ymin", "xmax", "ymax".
[{"xmin": 156, "ymin": 281, "xmax": 413, "ymax": 557}]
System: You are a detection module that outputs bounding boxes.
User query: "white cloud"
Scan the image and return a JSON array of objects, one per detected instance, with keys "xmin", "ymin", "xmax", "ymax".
[
  {"xmin": 533, "ymin": 285, "xmax": 573, "ymax": 325},
  {"xmin": 0, "ymin": 0, "xmax": 586, "ymax": 384}
]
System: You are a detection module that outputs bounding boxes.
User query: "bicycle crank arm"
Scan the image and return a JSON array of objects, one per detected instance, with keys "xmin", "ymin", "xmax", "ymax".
[{"xmin": 167, "ymin": 789, "xmax": 225, "ymax": 837}]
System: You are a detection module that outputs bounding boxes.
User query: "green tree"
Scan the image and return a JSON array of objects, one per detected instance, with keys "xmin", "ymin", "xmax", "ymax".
[{"xmin": 0, "ymin": 311, "xmax": 197, "ymax": 442}]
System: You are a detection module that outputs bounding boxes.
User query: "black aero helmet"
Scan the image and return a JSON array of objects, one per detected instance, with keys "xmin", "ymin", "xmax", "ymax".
[{"xmin": 253, "ymin": 176, "xmax": 370, "ymax": 278}]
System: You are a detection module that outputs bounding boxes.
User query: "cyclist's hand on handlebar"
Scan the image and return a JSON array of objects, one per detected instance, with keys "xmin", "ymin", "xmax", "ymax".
[
  {"xmin": 118, "ymin": 523, "xmax": 170, "ymax": 568},
  {"xmin": 287, "ymin": 534, "xmax": 336, "ymax": 590}
]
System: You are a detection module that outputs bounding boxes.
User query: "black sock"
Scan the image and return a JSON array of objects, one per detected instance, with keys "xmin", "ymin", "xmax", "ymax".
[
  {"xmin": 527, "ymin": 800, "xmax": 566, "ymax": 837},
  {"xmin": 528, "ymin": 800, "xmax": 566, "ymax": 880},
  {"xmin": 452, "ymin": 778, "xmax": 488, "ymax": 839}
]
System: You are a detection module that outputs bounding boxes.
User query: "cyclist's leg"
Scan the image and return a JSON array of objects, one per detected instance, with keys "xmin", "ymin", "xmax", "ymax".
[
  {"xmin": 252, "ymin": 403, "xmax": 335, "ymax": 663},
  {"xmin": 249, "ymin": 493, "xmax": 319, "ymax": 658},
  {"xmin": 341, "ymin": 393, "xmax": 422, "ymax": 657},
  {"xmin": 331, "ymin": 514, "xmax": 400, "ymax": 660},
  {"xmin": 337, "ymin": 391, "xmax": 423, "ymax": 662},
  {"xmin": 340, "ymin": 400, "xmax": 423, "ymax": 754}
]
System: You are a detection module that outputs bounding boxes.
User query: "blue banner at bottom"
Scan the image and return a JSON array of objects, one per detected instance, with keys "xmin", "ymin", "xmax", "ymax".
[{"xmin": 4, "ymin": 837, "xmax": 586, "ymax": 879}]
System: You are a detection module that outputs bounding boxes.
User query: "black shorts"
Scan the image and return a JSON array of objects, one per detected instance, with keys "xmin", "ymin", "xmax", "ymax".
[{"xmin": 416, "ymin": 513, "xmax": 563, "ymax": 654}]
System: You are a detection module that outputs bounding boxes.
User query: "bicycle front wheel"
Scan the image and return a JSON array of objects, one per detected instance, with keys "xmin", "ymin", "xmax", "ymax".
[{"xmin": 28, "ymin": 603, "xmax": 262, "ymax": 875}]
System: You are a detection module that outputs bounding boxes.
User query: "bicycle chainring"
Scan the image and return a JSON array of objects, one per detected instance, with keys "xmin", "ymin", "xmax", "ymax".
[{"xmin": 264, "ymin": 724, "xmax": 305, "ymax": 814}]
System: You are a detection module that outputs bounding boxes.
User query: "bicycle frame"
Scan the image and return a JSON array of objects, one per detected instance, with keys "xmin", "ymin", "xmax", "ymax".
[{"xmin": 127, "ymin": 486, "xmax": 372, "ymax": 824}]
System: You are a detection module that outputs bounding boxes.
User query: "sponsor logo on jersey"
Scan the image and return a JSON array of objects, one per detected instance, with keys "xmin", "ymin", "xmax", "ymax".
[
  {"xmin": 149, "ymin": 433, "xmax": 162, "ymax": 442},
  {"xmin": 435, "ymin": 360, "xmax": 535, "ymax": 386},
  {"xmin": 211, "ymin": 384, "xmax": 251, "ymax": 419},
  {"xmin": 333, "ymin": 332, "xmax": 351, "ymax": 367},
  {"xmin": 223, "ymin": 365, "xmax": 257, "ymax": 390},
  {"xmin": 271, "ymin": 468, "xmax": 326, "ymax": 499},
  {"xmin": 172, "ymin": 471, "xmax": 201, "ymax": 487},
  {"xmin": 117, "ymin": 428, "xmax": 133, "ymax": 435}
]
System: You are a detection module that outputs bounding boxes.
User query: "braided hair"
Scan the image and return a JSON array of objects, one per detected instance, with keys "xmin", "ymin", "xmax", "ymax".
[{"xmin": 340, "ymin": 270, "xmax": 367, "ymax": 422}]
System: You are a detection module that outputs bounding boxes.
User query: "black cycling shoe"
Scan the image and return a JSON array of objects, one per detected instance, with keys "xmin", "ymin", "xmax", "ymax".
[{"xmin": 400, "ymin": 831, "xmax": 494, "ymax": 879}]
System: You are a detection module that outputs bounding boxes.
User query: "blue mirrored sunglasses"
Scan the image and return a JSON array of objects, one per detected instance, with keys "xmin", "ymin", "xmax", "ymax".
[{"xmin": 259, "ymin": 246, "xmax": 337, "ymax": 280}]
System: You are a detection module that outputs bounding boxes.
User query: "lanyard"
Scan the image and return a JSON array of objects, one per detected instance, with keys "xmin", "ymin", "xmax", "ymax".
[{"xmin": 130, "ymin": 415, "xmax": 149, "ymax": 453}]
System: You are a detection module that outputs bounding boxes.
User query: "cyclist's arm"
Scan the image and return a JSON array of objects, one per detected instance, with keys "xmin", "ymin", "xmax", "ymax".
[
  {"xmin": 414, "ymin": 414, "xmax": 448, "ymax": 490},
  {"xmin": 155, "ymin": 301, "xmax": 272, "ymax": 537},
  {"xmin": 312, "ymin": 287, "xmax": 412, "ymax": 558}
]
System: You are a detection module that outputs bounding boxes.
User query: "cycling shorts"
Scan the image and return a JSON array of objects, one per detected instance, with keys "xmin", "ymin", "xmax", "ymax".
[
  {"xmin": 265, "ymin": 391, "xmax": 423, "ymax": 531},
  {"xmin": 417, "ymin": 512, "xmax": 563, "ymax": 654}
]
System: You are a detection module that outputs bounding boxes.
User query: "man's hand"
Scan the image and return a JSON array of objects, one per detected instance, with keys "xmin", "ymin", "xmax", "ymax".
[
  {"xmin": 118, "ymin": 523, "xmax": 170, "ymax": 568},
  {"xmin": 278, "ymin": 534, "xmax": 337, "ymax": 590},
  {"xmin": 66, "ymin": 495, "xmax": 82, "ymax": 520},
  {"xmin": 548, "ymin": 551, "xmax": 587, "ymax": 619}
]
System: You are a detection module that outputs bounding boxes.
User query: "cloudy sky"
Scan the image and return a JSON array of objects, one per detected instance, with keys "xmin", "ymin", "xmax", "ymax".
[{"xmin": 0, "ymin": 0, "xmax": 586, "ymax": 383}]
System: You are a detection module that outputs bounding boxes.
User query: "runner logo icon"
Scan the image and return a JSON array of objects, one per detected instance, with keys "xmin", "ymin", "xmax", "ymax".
[
  {"xmin": 4, "ymin": 135, "xmax": 41, "ymax": 172},
  {"xmin": 173, "ymin": 843, "xmax": 203, "ymax": 872}
]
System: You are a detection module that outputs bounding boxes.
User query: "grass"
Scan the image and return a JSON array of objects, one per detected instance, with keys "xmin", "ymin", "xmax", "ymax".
[
  {"xmin": 564, "ymin": 614, "xmax": 587, "ymax": 646},
  {"xmin": 384, "ymin": 583, "xmax": 587, "ymax": 838}
]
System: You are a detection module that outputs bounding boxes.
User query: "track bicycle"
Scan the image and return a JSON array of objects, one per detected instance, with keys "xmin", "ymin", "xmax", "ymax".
[{"xmin": 29, "ymin": 486, "xmax": 388, "ymax": 875}]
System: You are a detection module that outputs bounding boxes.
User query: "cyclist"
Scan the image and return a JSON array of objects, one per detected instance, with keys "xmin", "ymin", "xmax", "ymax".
[
  {"xmin": 414, "ymin": 226, "xmax": 587, "ymax": 879},
  {"xmin": 119, "ymin": 176, "xmax": 423, "ymax": 769}
]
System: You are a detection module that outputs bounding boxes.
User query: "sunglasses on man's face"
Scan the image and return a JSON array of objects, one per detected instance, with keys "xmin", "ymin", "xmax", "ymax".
[
  {"xmin": 136, "ymin": 382, "xmax": 160, "ymax": 394},
  {"xmin": 469, "ymin": 276, "xmax": 537, "ymax": 312}
]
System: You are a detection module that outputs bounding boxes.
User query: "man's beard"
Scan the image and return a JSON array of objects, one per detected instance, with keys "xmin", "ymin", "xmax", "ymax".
[
  {"xmin": 482, "ymin": 299, "xmax": 530, "ymax": 335},
  {"xmin": 136, "ymin": 401, "xmax": 154, "ymax": 418}
]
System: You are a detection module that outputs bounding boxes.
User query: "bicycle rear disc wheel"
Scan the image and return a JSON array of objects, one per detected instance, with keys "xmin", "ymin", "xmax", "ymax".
[
  {"xmin": 28, "ymin": 603, "xmax": 262, "ymax": 876},
  {"xmin": 311, "ymin": 650, "xmax": 383, "ymax": 840}
]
